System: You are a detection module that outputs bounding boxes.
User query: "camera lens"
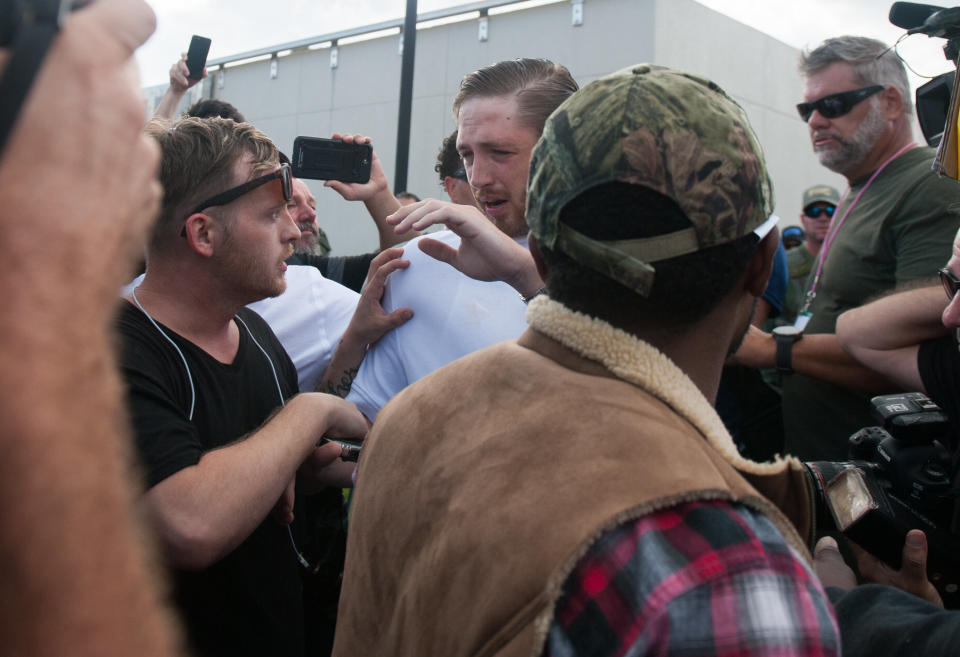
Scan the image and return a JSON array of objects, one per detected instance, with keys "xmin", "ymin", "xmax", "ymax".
[{"xmin": 923, "ymin": 461, "xmax": 949, "ymax": 482}]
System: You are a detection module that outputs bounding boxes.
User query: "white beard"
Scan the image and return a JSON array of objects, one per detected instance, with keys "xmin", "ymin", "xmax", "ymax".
[{"xmin": 815, "ymin": 100, "xmax": 887, "ymax": 175}]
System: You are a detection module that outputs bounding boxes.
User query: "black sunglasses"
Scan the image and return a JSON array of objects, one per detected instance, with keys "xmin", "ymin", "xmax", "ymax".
[
  {"xmin": 804, "ymin": 204, "xmax": 836, "ymax": 219},
  {"xmin": 796, "ymin": 85, "xmax": 885, "ymax": 123},
  {"xmin": 940, "ymin": 268, "xmax": 960, "ymax": 301},
  {"xmin": 181, "ymin": 164, "xmax": 293, "ymax": 236}
]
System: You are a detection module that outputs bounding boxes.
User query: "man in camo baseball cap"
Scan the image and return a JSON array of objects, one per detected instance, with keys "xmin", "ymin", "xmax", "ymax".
[{"xmin": 526, "ymin": 63, "xmax": 776, "ymax": 297}]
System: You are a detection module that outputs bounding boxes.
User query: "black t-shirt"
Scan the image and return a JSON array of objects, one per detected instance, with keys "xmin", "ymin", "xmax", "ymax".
[
  {"xmin": 919, "ymin": 335, "xmax": 960, "ymax": 450},
  {"xmin": 117, "ymin": 302, "xmax": 332, "ymax": 657},
  {"xmin": 286, "ymin": 252, "xmax": 376, "ymax": 293}
]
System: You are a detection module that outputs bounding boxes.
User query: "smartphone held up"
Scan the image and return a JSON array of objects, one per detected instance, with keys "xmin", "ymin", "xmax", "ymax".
[
  {"xmin": 292, "ymin": 137, "xmax": 373, "ymax": 184},
  {"xmin": 186, "ymin": 35, "xmax": 211, "ymax": 80}
]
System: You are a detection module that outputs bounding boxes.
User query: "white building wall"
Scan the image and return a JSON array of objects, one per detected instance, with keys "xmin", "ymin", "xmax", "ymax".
[{"xmin": 144, "ymin": 0, "xmax": 847, "ymax": 255}]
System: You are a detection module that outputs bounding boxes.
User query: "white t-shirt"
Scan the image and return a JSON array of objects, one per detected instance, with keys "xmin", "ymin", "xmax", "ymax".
[
  {"xmin": 248, "ymin": 265, "xmax": 359, "ymax": 392},
  {"xmin": 125, "ymin": 266, "xmax": 359, "ymax": 393},
  {"xmin": 346, "ymin": 229, "xmax": 529, "ymax": 420}
]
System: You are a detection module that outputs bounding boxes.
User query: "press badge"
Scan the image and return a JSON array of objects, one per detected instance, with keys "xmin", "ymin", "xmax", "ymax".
[{"xmin": 794, "ymin": 312, "xmax": 812, "ymax": 331}]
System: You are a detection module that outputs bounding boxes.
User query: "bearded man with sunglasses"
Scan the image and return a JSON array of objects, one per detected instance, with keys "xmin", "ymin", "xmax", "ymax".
[
  {"xmin": 120, "ymin": 117, "xmax": 371, "ymax": 657},
  {"xmin": 776, "ymin": 35, "xmax": 960, "ymax": 460}
]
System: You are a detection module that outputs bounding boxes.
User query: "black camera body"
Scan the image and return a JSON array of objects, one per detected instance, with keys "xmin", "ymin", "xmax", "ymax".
[{"xmin": 805, "ymin": 392, "xmax": 960, "ymax": 606}]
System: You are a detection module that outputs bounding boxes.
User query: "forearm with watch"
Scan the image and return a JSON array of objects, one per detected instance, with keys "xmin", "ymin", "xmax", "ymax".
[
  {"xmin": 773, "ymin": 326, "xmax": 803, "ymax": 374},
  {"xmin": 770, "ymin": 328, "xmax": 897, "ymax": 392}
]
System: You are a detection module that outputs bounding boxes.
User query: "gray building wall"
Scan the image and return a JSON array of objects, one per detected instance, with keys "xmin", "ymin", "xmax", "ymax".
[
  {"xmin": 653, "ymin": 0, "xmax": 846, "ymax": 242},
  {"xmin": 144, "ymin": 0, "xmax": 845, "ymax": 255}
]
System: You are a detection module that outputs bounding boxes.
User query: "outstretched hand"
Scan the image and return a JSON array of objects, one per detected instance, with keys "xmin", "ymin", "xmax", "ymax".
[
  {"xmin": 314, "ymin": 249, "xmax": 412, "ymax": 400},
  {"xmin": 347, "ymin": 248, "xmax": 413, "ymax": 347},
  {"xmin": 388, "ymin": 198, "xmax": 542, "ymax": 294}
]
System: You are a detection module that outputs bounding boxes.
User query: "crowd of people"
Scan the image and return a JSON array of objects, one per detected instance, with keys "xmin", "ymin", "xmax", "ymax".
[{"xmin": 6, "ymin": 1, "xmax": 960, "ymax": 655}]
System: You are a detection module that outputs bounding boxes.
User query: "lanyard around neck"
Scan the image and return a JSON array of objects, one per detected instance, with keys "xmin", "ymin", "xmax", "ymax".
[{"xmin": 800, "ymin": 141, "xmax": 917, "ymax": 315}]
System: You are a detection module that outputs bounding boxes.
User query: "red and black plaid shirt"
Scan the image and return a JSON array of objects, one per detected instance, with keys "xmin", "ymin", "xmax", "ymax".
[{"xmin": 544, "ymin": 499, "xmax": 840, "ymax": 657}]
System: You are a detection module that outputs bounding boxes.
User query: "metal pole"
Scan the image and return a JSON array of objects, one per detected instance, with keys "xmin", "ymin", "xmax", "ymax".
[{"xmin": 394, "ymin": 0, "xmax": 417, "ymax": 194}]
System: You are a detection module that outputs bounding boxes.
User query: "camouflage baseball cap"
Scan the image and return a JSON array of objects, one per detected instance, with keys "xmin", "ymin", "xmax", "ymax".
[
  {"xmin": 801, "ymin": 184, "xmax": 840, "ymax": 209},
  {"xmin": 526, "ymin": 64, "xmax": 774, "ymax": 297}
]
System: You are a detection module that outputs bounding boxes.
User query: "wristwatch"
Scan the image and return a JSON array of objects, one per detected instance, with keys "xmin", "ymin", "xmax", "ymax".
[
  {"xmin": 518, "ymin": 286, "xmax": 546, "ymax": 304},
  {"xmin": 772, "ymin": 326, "xmax": 804, "ymax": 374}
]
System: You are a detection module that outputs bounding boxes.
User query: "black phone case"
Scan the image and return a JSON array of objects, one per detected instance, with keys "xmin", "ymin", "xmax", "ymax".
[
  {"xmin": 186, "ymin": 35, "xmax": 211, "ymax": 80},
  {"xmin": 292, "ymin": 137, "xmax": 372, "ymax": 184}
]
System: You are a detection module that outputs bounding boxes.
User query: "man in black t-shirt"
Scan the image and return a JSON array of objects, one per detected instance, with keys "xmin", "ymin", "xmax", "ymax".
[{"xmin": 124, "ymin": 116, "xmax": 370, "ymax": 657}]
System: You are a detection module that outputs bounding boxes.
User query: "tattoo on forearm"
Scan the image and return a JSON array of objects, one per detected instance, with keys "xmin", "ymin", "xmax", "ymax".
[{"xmin": 325, "ymin": 367, "xmax": 359, "ymax": 398}]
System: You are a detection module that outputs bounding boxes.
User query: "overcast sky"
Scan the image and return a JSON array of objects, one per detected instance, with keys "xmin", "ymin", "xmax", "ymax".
[{"xmin": 136, "ymin": 0, "xmax": 958, "ymax": 92}]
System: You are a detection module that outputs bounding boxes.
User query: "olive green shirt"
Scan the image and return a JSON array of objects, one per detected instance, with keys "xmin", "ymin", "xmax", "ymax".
[{"xmin": 782, "ymin": 147, "xmax": 960, "ymax": 460}]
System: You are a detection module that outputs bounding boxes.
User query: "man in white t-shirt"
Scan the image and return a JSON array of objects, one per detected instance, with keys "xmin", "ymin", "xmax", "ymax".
[{"xmin": 346, "ymin": 58, "xmax": 578, "ymax": 420}]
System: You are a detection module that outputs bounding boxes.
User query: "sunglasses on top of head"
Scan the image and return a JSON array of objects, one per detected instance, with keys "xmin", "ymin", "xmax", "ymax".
[
  {"xmin": 796, "ymin": 85, "xmax": 885, "ymax": 123},
  {"xmin": 180, "ymin": 163, "xmax": 293, "ymax": 237}
]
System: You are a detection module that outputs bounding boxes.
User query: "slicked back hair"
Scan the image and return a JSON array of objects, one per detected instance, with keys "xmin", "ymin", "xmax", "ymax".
[
  {"xmin": 799, "ymin": 36, "xmax": 912, "ymax": 115},
  {"xmin": 452, "ymin": 58, "xmax": 578, "ymax": 135},
  {"xmin": 144, "ymin": 117, "xmax": 278, "ymax": 253}
]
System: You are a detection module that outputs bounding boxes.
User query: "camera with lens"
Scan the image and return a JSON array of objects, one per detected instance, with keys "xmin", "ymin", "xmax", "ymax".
[{"xmin": 805, "ymin": 392, "xmax": 960, "ymax": 606}]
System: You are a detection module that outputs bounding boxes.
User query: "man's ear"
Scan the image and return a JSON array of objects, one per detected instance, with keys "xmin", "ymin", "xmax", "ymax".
[
  {"xmin": 744, "ymin": 229, "xmax": 779, "ymax": 297},
  {"xmin": 182, "ymin": 212, "xmax": 218, "ymax": 258},
  {"xmin": 528, "ymin": 233, "xmax": 550, "ymax": 285},
  {"xmin": 881, "ymin": 85, "xmax": 905, "ymax": 121},
  {"xmin": 442, "ymin": 176, "xmax": 458, "ymax": 201}
]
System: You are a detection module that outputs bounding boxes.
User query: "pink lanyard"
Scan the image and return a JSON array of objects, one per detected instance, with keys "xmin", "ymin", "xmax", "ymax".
[{"xmin": 800, "ymin": 141, "xmax": 918, "ymax": 315}]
